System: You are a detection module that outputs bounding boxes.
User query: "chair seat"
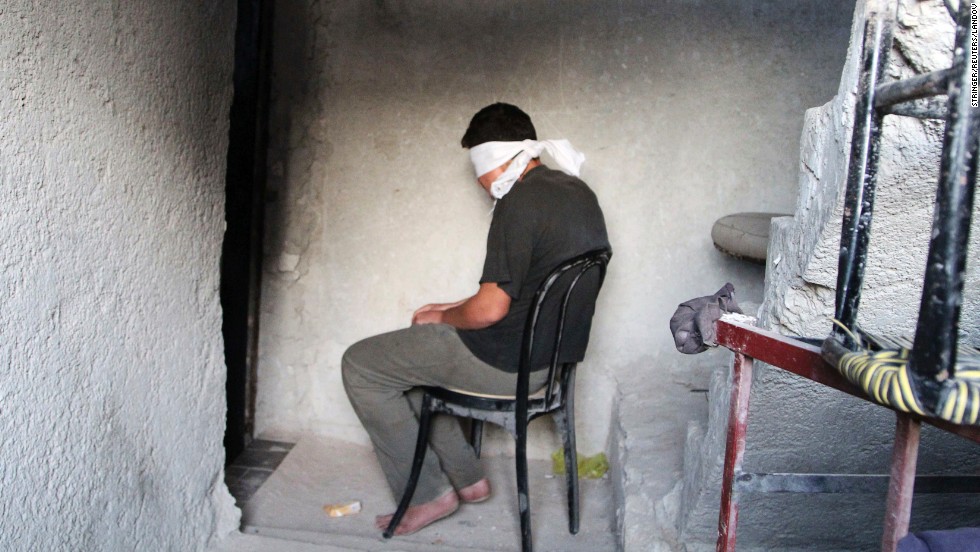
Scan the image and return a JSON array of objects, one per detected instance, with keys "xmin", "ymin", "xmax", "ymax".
[
  {"xmin": 424, "ymin": 384, "xmax": 557, "ymax": 415},
  {"xmin": 443, "ymin": 385, "xmax": 549, "ymax": 400}
]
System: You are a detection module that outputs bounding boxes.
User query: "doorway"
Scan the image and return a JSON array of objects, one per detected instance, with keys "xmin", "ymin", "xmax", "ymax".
[{"xmin": 221, "ymin": 0, "xmax": 273, "ymax": 464}]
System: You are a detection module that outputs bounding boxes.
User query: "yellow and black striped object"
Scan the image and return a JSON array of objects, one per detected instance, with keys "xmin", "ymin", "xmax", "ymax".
[{"xmin": 837, "ymin": 347, "xmax": 980, "ymax": 426}]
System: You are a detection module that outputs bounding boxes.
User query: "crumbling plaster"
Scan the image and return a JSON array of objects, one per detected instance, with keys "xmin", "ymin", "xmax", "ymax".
[
  {"xmin": 680, "ymin": 1, "xmax": 980, "ymax": 549},
  {"xmin": 1, "ymin": 2, "xmax": 238, "ymax": 550},
  {"xmin": 256, "ymin": 0, "xmax": 853, "ymax": 466}
]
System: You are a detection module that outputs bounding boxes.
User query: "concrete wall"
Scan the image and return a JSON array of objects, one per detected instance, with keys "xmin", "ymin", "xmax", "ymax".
[
  {"xmin": 1, "ymin": 2, "xmax": 238, "ymax": 550},
  {"xmin": 257, "ymin": 0, "xmax": 853, "ymax": 458},
  {"xmin": 680, "ymin": 1, "xmax": 980, "ymax": 549}
]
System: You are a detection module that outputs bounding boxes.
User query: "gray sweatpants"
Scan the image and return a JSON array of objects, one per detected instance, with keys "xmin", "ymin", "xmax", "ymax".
[{"xmin": 341, "ymin": 323, "xmax": 547, "ymax": 505}]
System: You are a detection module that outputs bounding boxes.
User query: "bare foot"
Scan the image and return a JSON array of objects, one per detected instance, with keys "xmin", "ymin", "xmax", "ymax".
[
  {"xmin": 458, "ymin": 478, "xmax": 491, "ymax": 503},
  {"xmin": 376, "ymin": 489, "xmax": 459, "ymax": 536}
]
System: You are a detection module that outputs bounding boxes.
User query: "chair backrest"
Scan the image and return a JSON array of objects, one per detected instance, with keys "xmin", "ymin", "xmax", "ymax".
[{"xmin": 518, "ymin": 248, "xmax": 611, "ymax": 404}]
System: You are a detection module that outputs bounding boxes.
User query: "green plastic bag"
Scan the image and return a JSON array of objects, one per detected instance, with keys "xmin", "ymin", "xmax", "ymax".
[{"xmin": 551, "ymin": 448, "xmax": 609, "ymax": 479}]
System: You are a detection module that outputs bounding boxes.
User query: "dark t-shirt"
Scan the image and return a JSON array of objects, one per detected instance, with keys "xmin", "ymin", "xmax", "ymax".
[{"xmin": 457, "ymin": 165, "xmax": 610, "ymax": 373}]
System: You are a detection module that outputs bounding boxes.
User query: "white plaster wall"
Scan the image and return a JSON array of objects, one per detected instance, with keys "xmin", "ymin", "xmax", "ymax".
[
  {"xmin": 258, "ymin": 0, "xmax": 852, "ymax": 458},
  {"xmin": 1, "ymin": 2, "xmax": 238, "ymax": 550}
]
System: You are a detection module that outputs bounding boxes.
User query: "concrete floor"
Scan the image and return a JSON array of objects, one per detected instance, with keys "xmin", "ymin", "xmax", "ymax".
[
  {"xmin": 212, "ymin": 532, "xmax": 353, "ymax": 552},
  {"xmin": 213, "ymin": 435, "xmax": 618, "ymax": 552},
  {"xmin": 208, "ymin": 351, "xmax": 723, "ymax": 552}
]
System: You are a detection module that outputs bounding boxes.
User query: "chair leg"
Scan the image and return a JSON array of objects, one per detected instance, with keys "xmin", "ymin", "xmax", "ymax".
[
  {"xmin": 559, "ymin": 385, "xmax": 580, "ymax": 534},
  {"xmin": 384, "ymin": 393, "xmax": 435, "ymax": 539},
  {"xmin": 515, "ymin": 425, "xmax": 533, "ymax": 552},
  {"xmin": 470, "ymin": 420, "xmax": 484, "ymax": 459}
]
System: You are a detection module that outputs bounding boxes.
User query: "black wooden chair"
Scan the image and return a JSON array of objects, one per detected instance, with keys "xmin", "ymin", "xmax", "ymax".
[{"xmin": 383, "ymin": 248, "xmax": 612, "ymax": 552}]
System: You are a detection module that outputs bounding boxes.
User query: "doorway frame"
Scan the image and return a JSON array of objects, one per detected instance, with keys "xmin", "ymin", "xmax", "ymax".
[{"xmin": 221, "ymin": 0, "xmax": 274, "ymax": 464}]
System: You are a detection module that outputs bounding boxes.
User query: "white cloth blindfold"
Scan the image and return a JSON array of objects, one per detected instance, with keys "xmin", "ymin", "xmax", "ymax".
[{"xmin": 469, "ymin": 139, "xmax": 585, "ymax": 199}]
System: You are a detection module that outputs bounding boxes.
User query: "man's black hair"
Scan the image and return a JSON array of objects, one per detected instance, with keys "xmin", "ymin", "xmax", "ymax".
[{"xmin": 460, "ymin": 103, "xmax": 537, "ymax": 148}]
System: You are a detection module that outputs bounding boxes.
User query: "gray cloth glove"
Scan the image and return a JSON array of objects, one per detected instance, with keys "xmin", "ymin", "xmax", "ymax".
[{"xmin": 669, "ymin": 283, "xmax": 743, "ymax": 354}]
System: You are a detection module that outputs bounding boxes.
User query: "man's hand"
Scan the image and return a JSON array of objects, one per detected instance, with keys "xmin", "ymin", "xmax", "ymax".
[
  {"xmin": 412, "ymin": 300, "xmax": 465, "ymax": 325},
  {"xmin": 412, "ymin": 283, "xmax": 511, "ymax": 330},
  {"xmin": 412, "ymin": 309, "xmax": 445, "ymax": 325}
]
